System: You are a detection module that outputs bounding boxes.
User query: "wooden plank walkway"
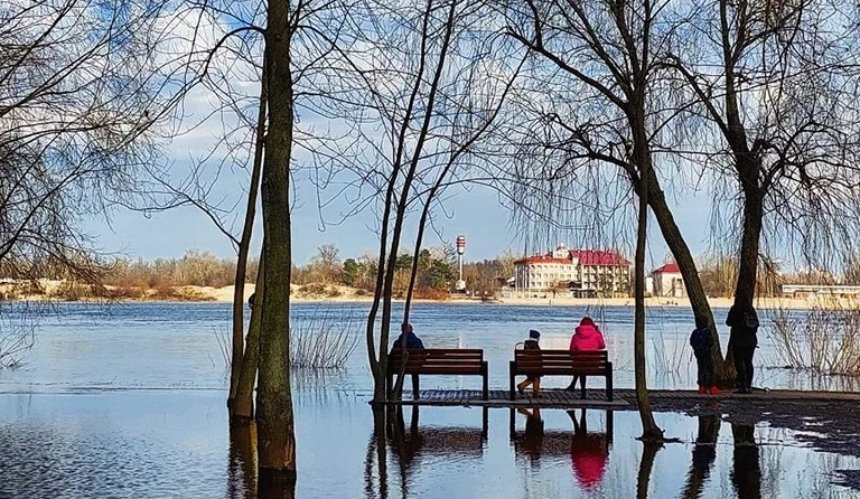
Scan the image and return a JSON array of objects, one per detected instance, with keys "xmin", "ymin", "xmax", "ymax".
[
  {"xmin": 386, "ymin": 388, "xmax": 860, "ymax": 409},
  {"xmin": 390, "ymin": 389, "xmax": 629, "ymax": 408}
]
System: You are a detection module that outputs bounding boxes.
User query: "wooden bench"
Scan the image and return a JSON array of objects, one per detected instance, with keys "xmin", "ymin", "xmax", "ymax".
[
  {"xmin": 509, "ymin": 349, "xmax": 613, "ymax": 401},
  {"xmin": 387, "ymin": 349, "xmax": 488, "ymax": 401}
]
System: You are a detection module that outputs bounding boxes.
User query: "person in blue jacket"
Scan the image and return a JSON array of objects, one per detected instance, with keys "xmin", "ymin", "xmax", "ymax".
[{"xmin": 392, "ymin": 322, "xmax": 425, "ymax": 350}]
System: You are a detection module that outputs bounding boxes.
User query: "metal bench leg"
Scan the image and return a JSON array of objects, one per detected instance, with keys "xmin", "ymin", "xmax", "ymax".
[
  {"xmin": 580, "ymin": 376, "xmax": 587, "ymax": 400},
  {"xmin": 509, "ymin": 361, "xmax": 516, "ymax": 401},
  {"xmin": 482, "ymin": 361, "xmax": 489, "ymax": 401},
  {"xmin": 412, "ymin": 373, "xmax": 420, "ymax": 399},
  {"xmin": 606, "ymin": 362, "xmax": 614, "ymax": 401},
  {"xmin": 482, "ymin": 407, "xmax": 489, "ymax": 440}
]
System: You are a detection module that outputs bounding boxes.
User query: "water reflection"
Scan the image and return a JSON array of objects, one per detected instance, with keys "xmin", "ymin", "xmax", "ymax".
[
  {"xmin": 228, "ymin": 423, "xmax": 257, "ymax": 499},
  {"xmin": 510, "ymin": 407, "xmax": 613, "ymax": 490},
  {"xmin": 731, "ymin": 423, "xmax": 761, "ymax": 499},
  {"xmin": 681, "ymin": 415, "xmax": 720, "ymax": 499}
]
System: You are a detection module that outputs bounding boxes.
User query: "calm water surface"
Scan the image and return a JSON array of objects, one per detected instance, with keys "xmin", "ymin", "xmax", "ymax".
[{"xmin": 0, "ymin": 302, "xmax": 857, "ymax": 498}]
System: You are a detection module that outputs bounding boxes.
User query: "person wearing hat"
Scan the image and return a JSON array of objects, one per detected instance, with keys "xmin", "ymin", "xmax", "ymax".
[{"xmin": 516, "ymin": 329, "xmax": 542, "ymax": 397}]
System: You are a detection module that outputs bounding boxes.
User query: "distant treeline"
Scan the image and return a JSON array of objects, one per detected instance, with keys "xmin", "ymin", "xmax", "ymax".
[{"xmin": 4, "ymin": 246, "xmax": 859, "ymax": 301}]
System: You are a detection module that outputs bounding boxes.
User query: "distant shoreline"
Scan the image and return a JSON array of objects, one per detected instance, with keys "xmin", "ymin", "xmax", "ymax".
[{"xmin": 3, "ymin": 281, "xmax": 856, "ymax": 310}]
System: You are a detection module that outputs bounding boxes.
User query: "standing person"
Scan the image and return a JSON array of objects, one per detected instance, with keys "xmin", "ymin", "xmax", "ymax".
[
  {"xmin": 726, "ymin": 304, "xmax": 759, "ymax": 394},
  {"xmin": 516, "ymin": 329, "xmax": 542, "ymax": 397},
  {"xmin": 565, "ymin": 317, "xmax": 606, "ymax": 392},
  {"xmin": 690, "ymin": 315, "xmax": 720, "ymax": 395},
  {"xmin": 392, "ymin": 322, "xmax": 425, "ymax": 350}
]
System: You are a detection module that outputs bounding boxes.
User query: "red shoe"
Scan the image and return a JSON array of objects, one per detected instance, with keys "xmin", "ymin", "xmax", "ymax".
[
  {"xmin": 697, "ymin": 385, "xmax": 707, "ymax": 394},
  {"xmin": 709, "ymin": 386, "xmax": 721, "ymax": 395}
]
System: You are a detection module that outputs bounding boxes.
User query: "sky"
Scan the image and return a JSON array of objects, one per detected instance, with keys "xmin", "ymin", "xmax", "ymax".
[
  {"xmin": 81, "ymin": 5, "xmax": 718, "ymax": 268},
  {"xmin": 86, "ymin": 166, "xmax": 714, "ymax": 267}
]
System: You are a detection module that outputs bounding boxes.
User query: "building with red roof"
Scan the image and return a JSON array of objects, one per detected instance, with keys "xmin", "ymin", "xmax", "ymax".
[
  {"xmin": 513, "ymin": 244, "xmax": 631, "ymax": 297},
  {"xmin": 652, "ymin": 262, "xmax": 684, "ymax": 297}
]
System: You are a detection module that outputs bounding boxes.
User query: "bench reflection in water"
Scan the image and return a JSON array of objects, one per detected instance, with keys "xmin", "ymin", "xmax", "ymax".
[
  {"xmin": 386, "ymin": 406, "xmax": 489, "ymax": 466},
  {"xmin": 509, "ymin": 408, "xmax": 613, "ymax": 491}
]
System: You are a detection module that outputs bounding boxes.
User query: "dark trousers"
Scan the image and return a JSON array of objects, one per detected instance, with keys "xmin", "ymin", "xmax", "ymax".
[
  {"xmin": 731, "ymin": 338, "xmax": 756, "ymax": 391},
  {"xmin": 694, "ymin": 350, "xmax": 714, "ymax": 387}
]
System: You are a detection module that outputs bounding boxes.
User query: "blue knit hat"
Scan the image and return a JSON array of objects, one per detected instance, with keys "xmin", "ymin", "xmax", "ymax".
[{"xmin": 529, "ymin": 329, "xmax": 541, "ymax": 339}]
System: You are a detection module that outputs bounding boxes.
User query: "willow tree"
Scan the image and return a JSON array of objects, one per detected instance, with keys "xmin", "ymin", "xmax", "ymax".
[
  {"xmin": 506, "ymin": 0, "xmax": 686, "ymax": 439},
  {"xmin": 669, "ymin": 0, "xmax": 860, "ymax": 315},
  {"xmin": 505, "ymin": 0, "xmax": 730, "ymax": 385},
  {"xmin": 0, "ymin": 0, "xmax": 182, "ymax": 287}
]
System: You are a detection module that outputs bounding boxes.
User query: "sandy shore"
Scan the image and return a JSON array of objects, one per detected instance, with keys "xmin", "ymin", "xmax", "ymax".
[{"xmin": 4, "ymin": 280, "xmax": 857, "ymax": 310}]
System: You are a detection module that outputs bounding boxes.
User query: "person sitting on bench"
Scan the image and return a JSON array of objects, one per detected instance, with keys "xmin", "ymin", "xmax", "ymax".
[
  {"xmin": 516, "ymin": 329, "xmax": 542, "ymax": 397},
  {"xmin": 392, "ymin": 322, "xmax": 424, "ymax": 351},
  {"xmin": 566, "ymin": 317, "xmax": 606, "ymax": 392}
]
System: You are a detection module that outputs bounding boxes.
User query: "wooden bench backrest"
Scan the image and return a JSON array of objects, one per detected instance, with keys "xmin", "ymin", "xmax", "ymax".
[
  {"xmin": 388, "ymin": 348, "xmax": 484, "ymax": 374},
  {"xmin": 514, "ymin": 349, "xmax": 609, "ymax": 374}
]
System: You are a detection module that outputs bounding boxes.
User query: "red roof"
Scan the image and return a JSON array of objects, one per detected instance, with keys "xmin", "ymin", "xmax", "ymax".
[
  {"xmin": 653, "ymin": 262, "xmax": 681, "ymax": 274},
  {"xmin": 514, "ymin": 249, "xmax": 630, "ymax": 267},
  {"xmin": 571, "ymin": 250, "xmax": 630, "ymax": 266},
  {"xmin": 513, "ymin": 255, "xmax": 572, "ymax": 265}
]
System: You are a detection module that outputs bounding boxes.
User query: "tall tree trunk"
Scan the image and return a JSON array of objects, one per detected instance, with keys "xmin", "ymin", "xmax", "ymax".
[
  {"xmin": 234, "ymin": 254, "xmax": 265, "ymax": 423},
  {"xmin": 257, "ymin": 0, "xmax": 296, "ymax": 483},
  {"xmin": 644, "ymin": 169, "xmax": 731, "ymax": 383},
  {"xmin": 228, "ymin": 58, "xmax": 268, "ymax": 414},
  {"xmin": 632, "ymin": 111, "xmax": 662, "ymax": 442},
  {"xmin": 733, "ymin": 175, "xmax": 763, "ymax": 309}
]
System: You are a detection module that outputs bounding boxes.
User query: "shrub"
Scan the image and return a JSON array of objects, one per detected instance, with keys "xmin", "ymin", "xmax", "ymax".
[{"xmin": 769, "ymin": 304, "xmax": 860, "ymax": 376}]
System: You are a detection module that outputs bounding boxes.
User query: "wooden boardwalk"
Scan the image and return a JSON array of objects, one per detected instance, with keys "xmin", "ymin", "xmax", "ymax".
[
  {"xmin": 386, "ymin": 388, "xmax": 860, "ymax": 409},
  {"xmin": 390, "ymin": 389, "xmax": 629, "ymax": 408}
]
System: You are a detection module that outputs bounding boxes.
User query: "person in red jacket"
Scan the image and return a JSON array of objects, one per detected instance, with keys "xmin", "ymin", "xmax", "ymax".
[{"xmin": 565, "ymin": 317, "xmax": 606, "ymax": 392}]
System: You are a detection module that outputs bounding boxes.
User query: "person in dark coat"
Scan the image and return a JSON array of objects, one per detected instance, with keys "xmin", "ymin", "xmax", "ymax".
[
  {"xmin": 392, "ymin": 322, "xmax": 425, "ymax": 350},
  {"xmin": 690, "ymin": 315, "xmax": 719, "ymax": 395},
  {"xmin": 726, "ymin": 304, "xmax": 759, "ymax": 394},
  {"xmin": 248, "ymin": 293, "xmax": 255, "ymax": 310}
]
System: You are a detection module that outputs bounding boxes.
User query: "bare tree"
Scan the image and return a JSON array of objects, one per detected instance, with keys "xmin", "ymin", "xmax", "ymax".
[
  {"xmin": 668, "ymin": 0, "xmax": 860, "ymax": 313},
  {"xmin": 505, "ymin": 0, "xmax": 672, "ymax": 439},
  {"xmin": 0, "ymin": 0, "xmax": 190, "ymax": 287},
  {"xmin": 311, "ymin": 0, "xmax": 522, "ymax": 403}
]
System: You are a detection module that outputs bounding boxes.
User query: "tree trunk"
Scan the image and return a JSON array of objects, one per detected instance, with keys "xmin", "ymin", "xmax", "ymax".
[
  {"xmin": 644, "ymin": 168, "xmax": 731, "ymax": 384},
  {"xmin": 725, "ymin": 176, "xmax": 764, "ymax": 368},
  {"xmin": 234, "ymin": 254, "xmax": 265, "ymax": 423},
  {"xmin": 632, "ymin": 109, "xmax": 662, "ymax": 442},
  {"xmin": 733, "ymin": 181, "xmax": 763, "ymax": 308},
  {"xmin": 228, "ymin": 57, "xmax": 268, "ymax": 413},
  {"xmin": 257, "ymin": 0, "xmax": 296, "ymax": 483}
]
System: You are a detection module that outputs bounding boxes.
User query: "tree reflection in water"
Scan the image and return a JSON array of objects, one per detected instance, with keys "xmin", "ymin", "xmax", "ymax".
[
  {"xmin": 228, "ymin": 423, "xmax": 257, "ymax": 499},
  {"xmin": 681, "ymin": 414, "xmax": 720, "ymax": 499},
  {"xmin": 731, "ymin": 422, "xmax": 762, "ymax": 499},
  {"xmin": 229, "ymin": 423, "xmax": 296, "ymax": 499}
]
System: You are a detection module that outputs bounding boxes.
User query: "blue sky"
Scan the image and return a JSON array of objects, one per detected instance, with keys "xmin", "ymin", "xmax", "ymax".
[{"xmin": 86, "ymin": 168, "xmax": 714, "ymax": 267}]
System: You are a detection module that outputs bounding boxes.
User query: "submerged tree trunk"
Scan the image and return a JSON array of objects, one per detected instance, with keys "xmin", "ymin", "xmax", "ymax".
[
  {"xmin": 228, "ymin": 58, "xmax": 268, "ymax": 414},
  {"xmin": 234, "ymin": 254, "xmax": 265, "ymax": 423},
  {"xmin": 256, "ymin": 0, "xmax": 296, "ymax": 483}
]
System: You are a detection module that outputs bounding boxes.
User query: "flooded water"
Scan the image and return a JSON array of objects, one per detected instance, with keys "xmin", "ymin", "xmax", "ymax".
[{"xmin": 0, "ymin": 302, "xmax": 858, "ymax": 498}]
